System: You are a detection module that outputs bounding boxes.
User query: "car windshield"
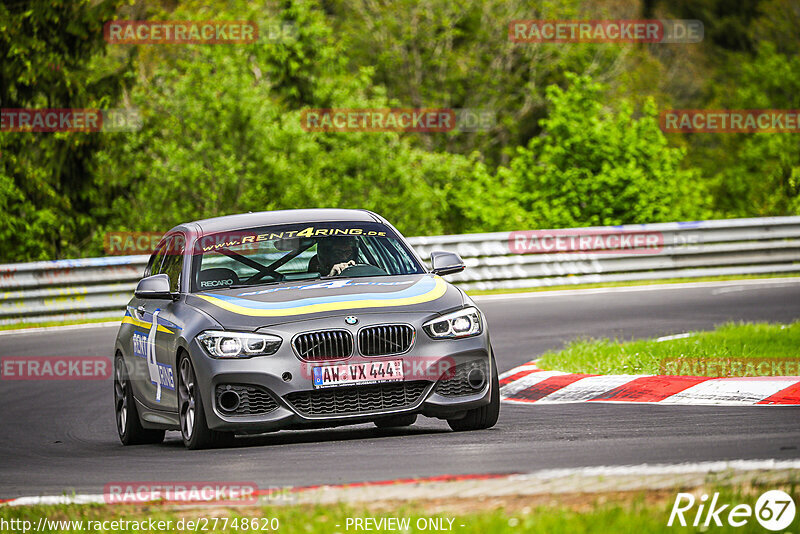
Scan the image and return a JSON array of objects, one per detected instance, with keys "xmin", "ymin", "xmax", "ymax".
[{"xmin": 191, "ymin": 222, "xmax": 425, "ymax": 291}]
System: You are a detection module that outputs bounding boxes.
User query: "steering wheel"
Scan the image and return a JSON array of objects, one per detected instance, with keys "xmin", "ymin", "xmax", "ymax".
[
  {"xmin": 244, "ymin": 269, "xmax": 285, "ymax": 284},
  {"xmin": 337, "ymin": 264, "xmax": 388, "ymax": 277}
]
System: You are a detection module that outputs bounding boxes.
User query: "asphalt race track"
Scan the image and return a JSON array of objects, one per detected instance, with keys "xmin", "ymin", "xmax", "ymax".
[{"xmin": 1, "ymin": 279, "xmax": 799, "ymax": 498}]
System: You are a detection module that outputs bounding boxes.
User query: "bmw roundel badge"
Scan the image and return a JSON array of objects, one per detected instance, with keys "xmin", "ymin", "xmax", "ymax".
[{"xmin": 345, "ymin": 316, "xmax": 358, "ymax": 325}]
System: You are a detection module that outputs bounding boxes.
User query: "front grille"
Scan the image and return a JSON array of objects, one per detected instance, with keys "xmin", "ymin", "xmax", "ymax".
[
  {"xmin": 284, "ymin": 381, "xmax": 429, "ymax": 417},
  {"xmin": 215, "ymin": 384, "xmax": 279, "ymax": 416},
  {"xmin": 435, "ymin": 360, "xmax": 488, "ymax": 397},
  {"xmin": 293, "ymin": 330, "xmax": 353, "ymax": 361},
  {"xmin": 358, "ymin": 324, "xmax": 415, "ymax": 356}
]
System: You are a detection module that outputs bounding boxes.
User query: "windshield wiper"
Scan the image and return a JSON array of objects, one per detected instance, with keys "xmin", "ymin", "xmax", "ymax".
[{"xmin": 226, "ymin": 281, "xmax": 281, "ymax": 289}]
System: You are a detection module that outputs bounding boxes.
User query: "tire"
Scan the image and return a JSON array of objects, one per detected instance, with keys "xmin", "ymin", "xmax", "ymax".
[
  {"xmin": 178, "ymin": 353, "xmax": 234, "ymax": 450},
  {"xmin": 447, "ymin": 353, "xmax": 500, "ymax": 432},
  {"xmin": 114, "ymin": 355, "xmax": 165, "ymax": 445},
  {"xmin": 374, "ymin": 414, "xmax": 417, "ymax": 428}
]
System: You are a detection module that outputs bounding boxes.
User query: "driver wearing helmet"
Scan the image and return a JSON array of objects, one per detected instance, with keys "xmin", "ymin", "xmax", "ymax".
[{"xmin": 309, "ymin": 236, "xmax": 360, "ymax": 276}]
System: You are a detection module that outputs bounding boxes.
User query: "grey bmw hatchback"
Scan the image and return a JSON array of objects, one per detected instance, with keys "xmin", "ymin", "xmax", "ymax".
[{"xmin": 113, "ymin": 209, "xmax": 499, "ymax": 449}]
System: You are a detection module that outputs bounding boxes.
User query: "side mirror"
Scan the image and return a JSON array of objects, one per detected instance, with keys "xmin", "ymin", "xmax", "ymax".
[
  {"xmin": 135, "ymin": 274, "xmax": 175, "ymax": 300},
  {"xmin": 430, "ymin": 251, "xmax": 465, "ymax": 276}
]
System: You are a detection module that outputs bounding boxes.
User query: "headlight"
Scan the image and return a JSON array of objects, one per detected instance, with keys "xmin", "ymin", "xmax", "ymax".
[
  {"xmin": 196, "ymin": 331, "xmax": 282, "ymax": 358},
  {"xmin": 423, "ymin": 306, "xmax": 482, "ymax": 339}
]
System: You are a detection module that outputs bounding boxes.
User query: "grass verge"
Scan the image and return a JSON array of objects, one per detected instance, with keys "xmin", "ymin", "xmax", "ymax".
[
  {"xmin": 0, "ymin": 317, "xmax": 120, "ymax": 332},
  {"xmin": 466, "ymin": 273, "xmax": 800, "ymax": 296},
  {"xmin": 1, "ymin": 483, "xmax": 797, "ymax": 533},
  {"xmin": 536, "ymin": 321, "xmax": 800, "ymax": 376}
]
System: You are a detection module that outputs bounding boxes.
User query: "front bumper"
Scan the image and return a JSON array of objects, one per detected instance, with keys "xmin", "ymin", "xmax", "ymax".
[{"xmin": 189, "ymin": 312, "xmax": 493, "ymax": 433}]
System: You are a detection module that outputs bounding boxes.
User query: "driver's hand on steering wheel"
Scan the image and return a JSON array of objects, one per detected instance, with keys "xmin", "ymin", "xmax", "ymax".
[{"xmin": 328, "ymin": 260, "xmax": 356, "ymax": 276}]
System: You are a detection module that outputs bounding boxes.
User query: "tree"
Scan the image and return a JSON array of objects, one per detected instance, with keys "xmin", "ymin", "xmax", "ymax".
[
  {"xmin": 709, "ymin": 42, "xmax": 800, "ymax": 216},
  {"xmin": 325, "ymin": 0, "xmax": 633, "ymax": 167},
  {"xmin": 0, "ymin": 0, "xmax": 130, "ymax": 261},
  {"xmin": 93, "ymin": 0, "xmax": 475, "ymax": 248},
  {"xmin": 493, "ymin": 73, "xmax": 709, "ymax": 229}
]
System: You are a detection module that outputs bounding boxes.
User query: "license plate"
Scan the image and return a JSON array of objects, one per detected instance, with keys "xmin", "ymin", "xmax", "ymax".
[{"xmin": 312, "ymin": 359, "xmax": 404, "ymax": 388}]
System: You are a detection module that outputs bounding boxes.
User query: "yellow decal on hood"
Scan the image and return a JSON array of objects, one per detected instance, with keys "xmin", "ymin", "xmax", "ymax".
[{"xmin": 195, "ymin": 276, "xmax": 448, "ymax": 317}]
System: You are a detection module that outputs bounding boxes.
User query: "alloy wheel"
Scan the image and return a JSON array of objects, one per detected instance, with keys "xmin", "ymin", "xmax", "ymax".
[{"xmin": 179, "ymin": 358, "xmax": 196, "ymax": 440}]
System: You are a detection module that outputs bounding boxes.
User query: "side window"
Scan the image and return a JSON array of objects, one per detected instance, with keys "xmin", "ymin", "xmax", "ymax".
[
  {"xmin": 382, "ymin": 237, "xmax": 419, "ymax": 274},
  {"xmin": 359, "ymin": 237, "xmax": 417, "ymax": 274},
  {"xmin": 160, "ymin": 235, "xmax": 185, "ymax": 293},
  {"xmin": 144, "ymin": 239, "xmax": 169, "ymax": 278}
]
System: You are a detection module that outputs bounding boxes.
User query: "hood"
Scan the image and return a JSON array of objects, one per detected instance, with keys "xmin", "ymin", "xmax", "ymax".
[{"xmin": 184, "ymin": 274, "xmax": 464, "ymax": 329}]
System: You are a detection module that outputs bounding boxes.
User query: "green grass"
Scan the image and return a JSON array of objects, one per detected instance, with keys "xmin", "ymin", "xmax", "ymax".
[
  {"xmin": 466, "ymin": 273, "xmax": 800, "ymax": 296},
  {"xmin": 1, "ymin": 484, "xmax": 796, "ymax": 533},
  {"xmin": 537, "ymin": 321, "xmax": 800, "ymax": 376},
  {"xmin": 0, "ymin": 317, "xmax": 120, "ymax": 331}
]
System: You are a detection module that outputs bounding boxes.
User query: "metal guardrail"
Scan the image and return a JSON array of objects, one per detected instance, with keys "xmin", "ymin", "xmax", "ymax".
[{"xmin": 1, "ymin": 217, "xmax": 799, "ymax": 324}]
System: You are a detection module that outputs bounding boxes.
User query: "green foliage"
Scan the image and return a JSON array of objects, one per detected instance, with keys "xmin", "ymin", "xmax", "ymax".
[
  {"xmin": 326, "ymin": 0, "xmax": 629, "ymax": 166},
  {"xmin": 709, "ymin": 42, "xmax": 800, "ymax": 217},
  {"xmin": 1, "ymin": 0, "xmax": 797, "ymax": 262},
  {"xmin": 474, "ymin": 74, "xmax": 709, "ymax": 230},
  {"xmin": 667, "ymin": 0, "xmax": 763, "ymax": 52},
  {"xmin": 669, "ymin": 0, "xmax": 800, "ymax": 219},
  {"xmin": 93, "ymin": 0, "xmax": 474, "ymax": 249},
  {"xmin": 0, "ymin": 0, "xmax": 129, "ymax": 261}
]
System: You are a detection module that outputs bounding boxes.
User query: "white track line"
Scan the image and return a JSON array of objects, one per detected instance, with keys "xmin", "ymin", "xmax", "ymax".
[
  {"xmin": 510, "ymin": 459, "xmax": 800, "ymax": 480},
  {"xmin": 656, "ymin": 332, "xmax": 694, "ymax": 342},
  {"xmin": 2, "ymin": 494, "xmax": 106, "ymax": 506}
]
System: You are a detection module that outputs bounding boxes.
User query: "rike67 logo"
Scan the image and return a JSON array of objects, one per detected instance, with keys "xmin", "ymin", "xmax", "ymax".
[{"xmin": 668, "ymin": 490, "xmax": 796, "ymax": 531}]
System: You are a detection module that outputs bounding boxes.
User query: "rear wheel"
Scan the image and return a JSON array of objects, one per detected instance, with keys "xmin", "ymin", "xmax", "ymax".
[
  {"xmin": 447, "ymin": 354, "xmax": 500, "ymax": 432},
  {"xmin": 178, "ymin": 354, "xmax": 234, "ymax": 450},
  {"xmin": 374, "ymin": 414, "xmax": 417, "ymax": 428},
  {"xmin": 114, "ymin": 355, "xmax": 165, "ymax": 445}
]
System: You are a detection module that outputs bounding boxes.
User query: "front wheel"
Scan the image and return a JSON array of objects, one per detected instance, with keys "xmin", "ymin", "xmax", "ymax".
[
  {"xmin": 114, "ymin": 355, "xmax": 165, "ymax": 445},
  {"xmin": 447, "ymin": 354, "xmax": 500, "ymax": 432},
  {"xmin": 178, "ymin": 354, "xmax": 234, "ymax": 450}
]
